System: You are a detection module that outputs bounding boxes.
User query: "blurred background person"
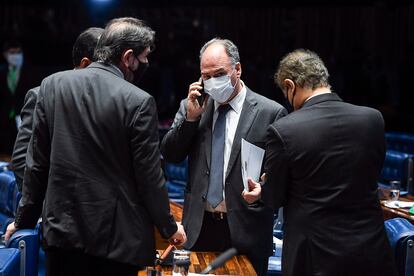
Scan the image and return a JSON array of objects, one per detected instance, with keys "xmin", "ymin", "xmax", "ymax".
[{"xmin": 0, "ymin": 39, "xmax": 43, "ymax": 155}]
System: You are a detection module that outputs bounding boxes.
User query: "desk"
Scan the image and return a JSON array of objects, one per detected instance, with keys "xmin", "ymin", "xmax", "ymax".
[
  {"xmin": 146, "ymin": 202, "xmax": 257, "ymax": 275},
  {"xmin": 380, "ymin": 190, "xmax": 414, "ymax": 222},
  {"xmin": 138, "ymin": 251, "xmax": 257, "ymax": 275}
]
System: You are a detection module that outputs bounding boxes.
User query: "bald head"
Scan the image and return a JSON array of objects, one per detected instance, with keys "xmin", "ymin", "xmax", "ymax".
[{"xmin": 199, "ymin": 38, "xmax": 240, "ymax": 68}]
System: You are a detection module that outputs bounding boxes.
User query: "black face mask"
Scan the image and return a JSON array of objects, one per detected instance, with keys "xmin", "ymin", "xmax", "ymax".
[{"xmin": 132, "ymin": 59, "xmax": 149, "ymax": 84}]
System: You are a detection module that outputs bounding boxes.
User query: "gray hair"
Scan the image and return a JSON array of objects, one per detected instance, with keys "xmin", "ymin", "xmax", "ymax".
[
  {"xmin": 94, "ymin": 17, "xmax": 155, "ymax": 65},
  {"xmin": 275, "ymin": 49, "xmax": 330, "ymax": 90},
  {"xmin": 199, "ymin": 38, "xmax": 240, "ymax": 66}
]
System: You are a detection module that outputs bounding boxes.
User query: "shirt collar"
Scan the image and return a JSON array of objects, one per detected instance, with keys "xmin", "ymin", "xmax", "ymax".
[
  {"xmin": 304, "ymin": 89, "xmax": 331, "ymax": 103},
  {"xmin": 214, "ymin": 80, "xmax": 246, "ymax": 114}
]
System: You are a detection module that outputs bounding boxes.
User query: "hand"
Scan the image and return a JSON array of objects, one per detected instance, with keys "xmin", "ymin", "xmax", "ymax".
[
  {"xmin": 242, "ymin": 177, "xmax": 262, "ymax": 204},
  {"xmin": 169, "ymin": 222, "xmax": 187, "ymax": 246},
  {"xmin": 186, "ymin": 81, "xmax": 209, "ymax": 121},
  {"xmin": 4, "ymin": 221, "xmax": 17, "ymax": 242}
]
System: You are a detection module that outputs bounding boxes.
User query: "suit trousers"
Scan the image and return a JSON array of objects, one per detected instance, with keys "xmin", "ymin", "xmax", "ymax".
[
  {"xmin": 189, "ymin": 211, "xmax": 268, "ymax": 276},
  {"xmin": 44, "ymin": 246, "xmax": 142, "ymax": 276}
]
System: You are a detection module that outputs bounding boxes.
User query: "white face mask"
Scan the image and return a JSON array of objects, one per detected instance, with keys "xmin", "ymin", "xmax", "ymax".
[
  {"xmin": 203, "ymin": 70, "xmax": 238, "ymax": 104},
  {"xmin": 6, "ymin": 53, "xmax": 24, "ymax": 68}
]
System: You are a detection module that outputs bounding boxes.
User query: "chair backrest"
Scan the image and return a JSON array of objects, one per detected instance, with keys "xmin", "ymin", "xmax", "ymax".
[
  {"xmin": 0, "ymin": 173, "xmax": 17, "ymax": 218},
  {"xmin": 0, "ymin": 248, "xmax": 20, "ymax": 276},
  {"xmin": 0, "ymin": 162, "xmax": 9, "ymax": 173},
  {"xmin": 6, "ymin": 225, "xmax": 40, "ymax": 276},
  {"xmin": 385, "ymin": 218, "xmax": 414, "ymax": 276},
  {"xmin": 386, "ymin": 132, "xmax": 414, "ymax": 155},
  {"xmin": 380, "ymin": 150, "xmax": 414, "ymax": 193},
  {"xmin": 164, "ymin": 159, "xmax": 188, "ymax": 183},
  {"xmin": 164, "ymin": 159, "xmax": 188, "ymax": 203}
]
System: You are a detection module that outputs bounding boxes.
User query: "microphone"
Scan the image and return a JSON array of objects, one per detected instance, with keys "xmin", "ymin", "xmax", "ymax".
[{"xmin": 201, "ymin": 247, "xmax": 238, "ymax": 274}]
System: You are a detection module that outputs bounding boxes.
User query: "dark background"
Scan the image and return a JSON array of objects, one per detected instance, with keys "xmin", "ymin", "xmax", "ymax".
[{"xmin": 1, "ymin": 0, "xmax": 413, "ymax": 132}]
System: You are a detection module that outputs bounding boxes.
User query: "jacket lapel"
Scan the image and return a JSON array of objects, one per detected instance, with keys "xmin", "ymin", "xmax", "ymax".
[
  {"xmin": 200, "ymin": 98, "xmax": 214, "ymax": 170},
  {"xmin": 225, "ymin": 89, "xmax": 258, "ymax": 178}
]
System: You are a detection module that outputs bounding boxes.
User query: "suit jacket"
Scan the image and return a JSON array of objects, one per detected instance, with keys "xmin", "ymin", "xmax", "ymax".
[
  {"xmin": 160, "ymin": 88, "xmax": 287, "ymax": 260},
  {"xmin": 262, "ymin": 93, "xmax": 397, "ymax": 276},
  {"xmin": 14, "ymin": 62, "xmax": 177, "ymax": 265},
  {"xmin": 11, "ymin": 86, "xmax": 40, "ymax": 191}
]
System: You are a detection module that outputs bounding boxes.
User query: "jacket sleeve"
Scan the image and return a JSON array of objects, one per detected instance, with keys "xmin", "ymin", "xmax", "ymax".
[
  {"xmin": 11, "ymin": 87, "xmax": 39, "ymax": 192},
  {"xmin": 160, "ymin": 99, "xmax": 200, "ymax": 163},
  {"xmin": 14, "ymin": 84, "xmax": 50, "ymax": 229},
  {"xmin": 130, "ymin": 96, "xmax": 177, "ymax": 239},
  {"xmin": 261, "ymin": 123, "xmax": 290, "ymax": 211},
  {"xmin": 275, "ymin": 106, "xmax": 288, "ymax": 121}
]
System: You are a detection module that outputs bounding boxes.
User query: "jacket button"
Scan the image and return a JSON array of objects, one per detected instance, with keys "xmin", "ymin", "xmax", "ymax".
[
  {"xmin": 206, "ymin": 170, "xmax": 209, "ymax": 175},
  {"xmin": 202, "ymin": 195, "xmax": 206, "ymax": 201}
]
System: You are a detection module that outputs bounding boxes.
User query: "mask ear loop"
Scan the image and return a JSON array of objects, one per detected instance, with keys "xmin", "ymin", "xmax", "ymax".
[{"xmin": 290, "ymin": 89, "xmax": 296, "ymax": 109}]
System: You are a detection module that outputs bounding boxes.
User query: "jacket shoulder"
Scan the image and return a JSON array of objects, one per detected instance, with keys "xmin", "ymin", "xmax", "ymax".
[{"xmin": 248, "ymin": 89, "xmax": 285, "ymax": 111}]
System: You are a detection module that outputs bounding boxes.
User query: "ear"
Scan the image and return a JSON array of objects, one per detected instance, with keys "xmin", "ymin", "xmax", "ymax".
[
  {"xmin": 78, "ymin": 57, "xmax": 91, "ymax": 69},
  {"xmin": 235, "ymin": 62, "xmax": 242, "ymax": 77},
  {"xmin": 283, "ymin": 79, "xmax": 295, "ymax": 93},
  {"xmin": 120, "ymin": 49, "xmax": 135, "ymax": 68}
]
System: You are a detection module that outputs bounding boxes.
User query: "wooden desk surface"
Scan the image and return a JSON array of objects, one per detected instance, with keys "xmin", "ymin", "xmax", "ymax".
[
  {"xmin": 138, "ymin": 251, "xmax": 257, "ymax": 275},
  {"xmin": 380, "ymin": 190, "xmax": 414, "ymax": 222},
  {"xmin": 147, "ymin": 202, "xmax": 257, "ymax": 275}
]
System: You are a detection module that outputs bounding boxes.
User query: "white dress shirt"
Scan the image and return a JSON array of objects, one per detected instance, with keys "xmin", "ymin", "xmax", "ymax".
[{"xmin": 206, "ymin": 81, "xmax": 246, "ymax": 213}]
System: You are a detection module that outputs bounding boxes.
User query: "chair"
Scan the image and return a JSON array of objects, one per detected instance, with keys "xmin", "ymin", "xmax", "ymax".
[
  {"xmin": 164, "ymin": 159, "xmax": 188, "ymax": 203},
  {"xmin": 0, "ymin": 248, "xmax": 20, "ymax": 276},
  {"xmin": 0, "ymin": 162, "xmax": 9, "ymax": 173},
  {"xmin": 273, "ymin": 208, "xmax": 284, "ymax": 240},
  {"xmin": 384, "ymin": 218, "xmax": 414, "ymax": 276},
  {"xmin": 268, "ymin": 209, "xmax": 283, "ymax": 275},
  {"xmin": 5, "ymin": 225, "xmax": 41, "ymax": 276},
  {"xmin": 268, "ymin": 236, "xmax": 283, "ymax": 276},
  {"xmin": 379, "ymin": 150, "xmax": 414, "ymax": 194},
  {"xmin": 0, "ymin": 173, "xmax": 18, "ymax": 234},
  {"xmin": 386, "ymin": 132, "xmax": 414, "ymax": 155}
]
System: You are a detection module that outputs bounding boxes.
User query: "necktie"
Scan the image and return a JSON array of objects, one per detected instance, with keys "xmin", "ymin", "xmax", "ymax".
[
  {"xmin": 7, "ymin": 67, "xmax": 17, "ymax": 94},
  {"xmin": 207, "ymin": 104, "xmax": 231, "ymax": 208}
]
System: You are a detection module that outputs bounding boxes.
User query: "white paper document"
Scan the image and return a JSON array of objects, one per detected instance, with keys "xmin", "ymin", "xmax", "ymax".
[{"xmin": 241, "ymin": 138, "xmax": 265, "ymax": 191}]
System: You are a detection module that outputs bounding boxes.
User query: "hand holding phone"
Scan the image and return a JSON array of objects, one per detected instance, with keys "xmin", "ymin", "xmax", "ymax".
[
  {"xmin": 187, "ymin": 78, "xmax": 208, "ymax": 121},
  {"xmin": 196, "ymin": 78, "xmax": 206, "ymax": 106}
]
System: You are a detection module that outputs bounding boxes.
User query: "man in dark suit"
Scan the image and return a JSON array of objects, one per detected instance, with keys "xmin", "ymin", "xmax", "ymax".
[
  {"xmin": 244, "ymin": 49, "xmax": 397, "ymax": 276},
  {"xmin": 11, "ymin": 27, "xmax": 104, "ymax": 192},
  {"xmin": 161, "ymin": 38, "xmax": 287, "ymax": 275},
  {"xmin": 5, "ymin": 17, "xmax": 186, "ymax": 276},
  {"xmin": 0, "ymin": 40, "xmax": 43, "ymax": 154}
]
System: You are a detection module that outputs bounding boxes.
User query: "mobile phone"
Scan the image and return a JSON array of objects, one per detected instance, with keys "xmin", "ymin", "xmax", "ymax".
[{"xmin": 197, "ymin": 79, "xmax": 206, "ymax": 106}]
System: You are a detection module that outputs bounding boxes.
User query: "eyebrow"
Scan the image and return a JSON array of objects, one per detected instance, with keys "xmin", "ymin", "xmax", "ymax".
[{"xmin": 202, "ymin": 67, "xmax": 227, "ymax": 75}]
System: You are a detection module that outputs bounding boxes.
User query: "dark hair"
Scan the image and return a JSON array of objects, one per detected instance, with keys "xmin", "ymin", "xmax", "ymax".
[
  {"xmin": 199, "ymin": 38, "xmax": 240, "ymax": 66},
  {"xmin": 275, "ymin": 49, "xmax": 330, "ymax": 90},
  {"xmin": 72, "ymin": 27, "xmax": 104, "ymax": 67},
  {"xmin": 94, "ymin": 17, "xmax": 155, "ymax": 65},
  {"xmin": 3, "ymin": 39, "xmax": 22, "ymax": 52}
]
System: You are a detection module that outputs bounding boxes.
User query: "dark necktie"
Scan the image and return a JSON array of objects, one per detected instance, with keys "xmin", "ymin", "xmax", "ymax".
[{"xmin": 207, "ymin": 104, "xmax": 231, "ymax": 208}]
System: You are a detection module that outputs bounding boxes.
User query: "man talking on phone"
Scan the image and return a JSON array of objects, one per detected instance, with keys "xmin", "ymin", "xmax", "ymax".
[{"xmin": 161, "ymin": 38, "xmax": 287, "ymax": 275}]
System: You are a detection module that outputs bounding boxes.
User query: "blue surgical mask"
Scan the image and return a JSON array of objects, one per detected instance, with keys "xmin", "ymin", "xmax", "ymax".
[
  {"xmin": 204, "ymin": 70, "xmax": 238, "ymax": 104},
  {"xmin": 6, "ymin": 53, "xmax": 24, "ymax": 68}
]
